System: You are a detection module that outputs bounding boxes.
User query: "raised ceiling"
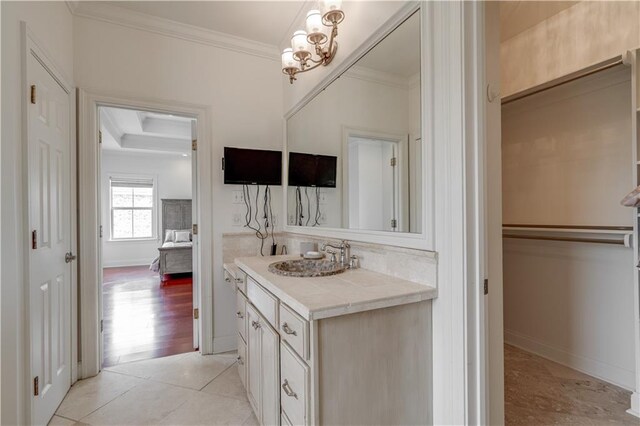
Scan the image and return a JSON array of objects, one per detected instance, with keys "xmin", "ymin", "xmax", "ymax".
[
  {"xmin": 100, "ymin": 107, "xmax": 194, "ymax": 155},
  {"xmin": 103, "ymin": 1, "xmax": 307, "ymax": 46},
  {"xmin": 500, "ymin": 1, "xmax": 578, "ymax": 42}
]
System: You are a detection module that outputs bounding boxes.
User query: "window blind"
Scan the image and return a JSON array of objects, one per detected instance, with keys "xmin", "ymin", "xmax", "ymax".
[{"xmin": 109, "ymin": 177, "xmax": 154, "ymax": 188}]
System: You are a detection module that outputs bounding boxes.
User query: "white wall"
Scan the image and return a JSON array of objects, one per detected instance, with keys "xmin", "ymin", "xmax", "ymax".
[
  {"xmin": 101, "ymin": 150, "xmax": 192, "ymax": 267},
  {"xmin": 286, "ymin": 71, "xmax": 419, "ymax": 230},
  {"xmin": 501, "ymin": 1, "xmax": 640, "ymax": 97},
  {"xmin": 502, "ymin": 66, "xmax": 636, "ymax": 389},
  {"xmin": 1, "ymin": 2, "xmax": 74, "ymax": 424},
  {"xmin": 73, "ymin": 14, "xmax": 284, "ymax": 353}
]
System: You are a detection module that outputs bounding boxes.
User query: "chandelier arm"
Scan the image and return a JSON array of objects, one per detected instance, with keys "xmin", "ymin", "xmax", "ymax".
[
  {"xmin": 326, "ymin": 24, "xmax": 338, "ymax": 57},
  {"xmin": 296, "ymin": 60, "xmax": 325, "ymax": 74}
]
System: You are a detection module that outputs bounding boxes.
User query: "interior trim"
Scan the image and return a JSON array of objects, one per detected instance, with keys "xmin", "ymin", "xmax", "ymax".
[{"xmin": 69, "ymin": 2, "xmax": 281, "ymax": 61}]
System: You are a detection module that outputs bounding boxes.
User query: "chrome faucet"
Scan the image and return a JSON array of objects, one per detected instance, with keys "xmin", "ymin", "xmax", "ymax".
[{"xmin": 321, "ymin": 240, "xmax": 351, "ymax": 267}]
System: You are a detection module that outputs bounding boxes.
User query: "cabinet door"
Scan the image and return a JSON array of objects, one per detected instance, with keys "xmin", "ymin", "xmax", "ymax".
[
  {"xmin": 260, "ymin": 321, "xmax": 280, "ymax": 426},
  {"xmin": 246, "ymin": 304, "xmax": 262, "ymax": 418}
]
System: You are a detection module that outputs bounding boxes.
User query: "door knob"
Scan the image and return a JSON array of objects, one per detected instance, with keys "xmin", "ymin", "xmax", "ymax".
[{"xmin": 65, "ymin": 252, "xmax": 77, "ymax": 263}]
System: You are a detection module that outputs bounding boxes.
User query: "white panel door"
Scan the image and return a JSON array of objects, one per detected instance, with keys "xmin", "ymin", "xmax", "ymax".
[
  {"xmin": 247, "ymin": 304, "xmax": 262, "ymax": 418},
  {"xmin": 28, "ymin": 52, "xmax": 72, "ymax": 425},
  {"xmin": 260, "ymin": 321, "xmax": 280, "ymax": 426}
]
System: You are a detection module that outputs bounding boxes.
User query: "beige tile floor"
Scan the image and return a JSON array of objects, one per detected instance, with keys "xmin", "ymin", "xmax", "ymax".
[
  {"xmin": 52, "ymin": 345, "xmax": 640, "ymax": 425},
  {"xmin": 505, "ymin": 344, "xmax": 639, "ymax": 425},
  {"xmin": 50, "ymin": 351, "xmax": 259, "ymax": 426}
]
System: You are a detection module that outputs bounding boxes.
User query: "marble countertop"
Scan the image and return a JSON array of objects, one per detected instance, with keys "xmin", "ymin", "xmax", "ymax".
[
  {"xmin": 223, "ymin": 262, "xmax": 242, "ymax": 280},
  {"xmin": 235, "ymin": 255, "xmax": 437, "ymax": 321}
]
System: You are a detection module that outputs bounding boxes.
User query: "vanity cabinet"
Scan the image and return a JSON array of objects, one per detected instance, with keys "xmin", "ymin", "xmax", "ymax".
[
  {"xmin": 234, "ymin": 256, "xmax": 435, "ymax": 426},
  {"xmin": 246, "ymin": 303, "xmax": 280, "ymax": 426}
]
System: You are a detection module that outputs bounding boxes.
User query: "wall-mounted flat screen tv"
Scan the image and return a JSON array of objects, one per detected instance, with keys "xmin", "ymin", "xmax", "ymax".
[
  {"xmin": 223, "ymin": 147, "xmax": 282, "ymax": 185},
  {"xmin": 289, "ymin": 152, "xmax": 337, "ymax": 188}
]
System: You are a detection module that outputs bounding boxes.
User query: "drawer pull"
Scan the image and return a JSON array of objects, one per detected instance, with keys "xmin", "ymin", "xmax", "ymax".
[
  {"xmin": 281, "ymin": 322, "xmax": 297, "ymax": 336},
  {"xmin": 282, "ymin": 379, "xmax": 298, "ymax": 399},
  {"xmin": 236, "ymin": 311, "xmax": 244, "ymax": 319},
  {"xmin": 225, "ymin": 277, "xmax": 231, "ymax": 283},
  {"xmin": 251, "ymin": 320, "xmax": 261, "ymax": 329},
  {"xmin": 237, "ymin": 355, "xmax": 244, "ymax": 365}
]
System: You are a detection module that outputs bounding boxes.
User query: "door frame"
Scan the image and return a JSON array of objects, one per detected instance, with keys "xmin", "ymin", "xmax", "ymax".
[
  {"xmin": 341, "ymin": 127, "xmax": 408, "ymax": 231},
  {"xmin": 77, "ymin": 90, "xmax": 214, "ymax": 378},
  {"xmin": 21, "ymin": 22, "xmax": 77, "ymax": 423}
]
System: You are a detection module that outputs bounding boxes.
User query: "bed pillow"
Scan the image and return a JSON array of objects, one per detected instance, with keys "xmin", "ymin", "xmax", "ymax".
[
  {"xmin": 175, "ymin": 231, "xmax": 191, "ymax": 243},
  {"xmin": 176, "ymin": 229, "xmax": 192, "ymax": 241},
  {"xmin": 164, "ymin": 229, "xmax": 175, "ymax": 243}
]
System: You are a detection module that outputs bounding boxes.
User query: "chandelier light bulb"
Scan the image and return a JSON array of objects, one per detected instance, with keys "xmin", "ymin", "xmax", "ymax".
[
  {"xmin": 322, "ymin": 0, "xmax": 342, "ymax": 13},
  {"xmin": 306, "ymin": 10, "xmax": 327, "ymax": 45},
  {"xmin": 281, "ymin": 48, "xmax": 299, "ymax": 70}
]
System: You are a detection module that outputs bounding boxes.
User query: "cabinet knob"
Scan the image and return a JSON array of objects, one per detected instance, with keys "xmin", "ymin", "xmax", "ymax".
[
  {"xmin": 282, "ymin": 379, "xmax": 298, "ymax": 399},
  {"xmin": 237, "ymin": 355, "xmax": 244, "ymax": 365},
  {"xmin": 251, "ymin": 320, "xmax": 261, "ymax": 329},
  {"xmin": 281, "ymin": 322, "xmax": 297, "ymax": 336},
  {"xmin": 236, "ymin": 311, "xmax": 243, "ymax": 319}
]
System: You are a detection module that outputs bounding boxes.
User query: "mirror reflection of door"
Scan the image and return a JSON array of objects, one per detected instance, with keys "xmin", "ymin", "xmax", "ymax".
[{"xmin": 347, "ymin": 136, "xmax": 401, "ymax": 231}]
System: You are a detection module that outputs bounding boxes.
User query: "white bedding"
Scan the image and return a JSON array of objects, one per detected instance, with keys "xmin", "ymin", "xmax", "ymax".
[{"xmin": 161, "ymin": 241, "xmax": 193, "ymax": 248}]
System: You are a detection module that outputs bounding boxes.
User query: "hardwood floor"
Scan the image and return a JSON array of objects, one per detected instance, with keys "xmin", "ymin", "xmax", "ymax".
[
  {"xmin": 505, "ymin": 344, "xmax": 637, "ymax": 425},
  {"xmin": 102, "ymin": 266, "xmax": 194, "ymax": 367}
]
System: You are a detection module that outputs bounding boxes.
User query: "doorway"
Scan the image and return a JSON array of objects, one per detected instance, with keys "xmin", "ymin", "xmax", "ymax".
[
  {"xmin": 342, "ymin": 129, "xmax": 409, "ymax": 232},
  {"xmin": 98, "ymin": 106, "xmax": 198, "ymax": 367},
  {"xmin": 498, "ymin": 63, "xmax": 638, "ymax": 424}
]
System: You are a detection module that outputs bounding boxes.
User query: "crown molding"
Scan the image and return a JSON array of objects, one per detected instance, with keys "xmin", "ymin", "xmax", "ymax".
[
  {"xmin": 345, "ymin": 65, "xmax": 415, "ymax": 90},
  {"xmin": 71, "ymin": 2, "xmax": 281, "ymax": 62}
]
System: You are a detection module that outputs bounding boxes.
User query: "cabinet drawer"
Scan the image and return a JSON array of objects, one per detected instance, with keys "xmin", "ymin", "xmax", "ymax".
[
  {"xmin": 236, "ymin": 291, "xmax": 247, "ymax": 342},
  {"xmin": 247, "ymin": 276, "xmax": 278, "ymax": 329},
  {"xmin": 279, "ymin": 303, "xmax": 309, "ymax": 360},
  {"xmin": 280, "ymin": 342, "xmax": 310, "ymax": 426},
  {"xmin": 237, "ymin": 334, "xmax": 247, "ymax": 389},
  {"xmin": 236, "ymin": 271, "xmax": 247, "ymax": 295}
]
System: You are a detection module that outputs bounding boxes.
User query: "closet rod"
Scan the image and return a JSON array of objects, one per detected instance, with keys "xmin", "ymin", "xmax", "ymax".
[
  {"xmin": 503, "ymin": 224, "xmax": 633, "ymax": 231},
  {"xmin": 501, "ymin": 56, "xmax": 625, "ymax": 105},
  {"xmin": 502, "ymin": 234, "xmax": 625, "ymax": 245}
]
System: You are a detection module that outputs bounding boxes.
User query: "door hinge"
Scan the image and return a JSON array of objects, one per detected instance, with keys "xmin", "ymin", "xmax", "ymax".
[
  {"xmin": 100, "ymin": 319, "xmax": 104, "ymax": 333},
  {"xmin": 31, "ymin": 230, "xmax": 38, "ymax": 249},
  {"xmin": 192, "ymin": 140, "xmax": 197, "ymax": 151},
  {"xmin": 193, "ymin": 308, "xmax": 199, "ymax": 319},
  {"xmin": 221, "ymin": 158, "xmax": 225, "ymax": 170},
  {"xmin": 99, "ymin": 225, "xmax": 103, "ymax": 238},
  {"xmin": 390, "ymin": 157, "xmax": 397, "ymax": 167},
  {"xmin": 33, "ymin": 376, "xmax": 39, "ymax": 396},
  {"xmin": 192, "ymin": 224, "xmax": 198, "ymax": 235},
  {"xmin": 484, "ymin": 278, "xmax": 489, "ymax": 295},
  {"xmin": 391, "ymin": 219, "xmax": 397, "ymax": 228},
  {"xmin": 30, "ymin": 85, "xmax": 36, "ymax": 104},
  {"xmin": 99, "ymin": 131, "xmax": 102, "ymax": 144}
]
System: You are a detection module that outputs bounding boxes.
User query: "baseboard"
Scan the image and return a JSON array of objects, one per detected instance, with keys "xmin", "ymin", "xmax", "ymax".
[
  {"xmin": 629, "ymin": 391, "xmax": 640, "ymax": 418},
  {"xmin": 212, "ymin": 334, "xmax": 237, "ymax": 354},
  {"xmin": 505, "ymin": 329, "xmax": 635, "ymax": 391},
  {"xmin": 103, "ymin": 259, "xmax": 153, "ymax": 268}
]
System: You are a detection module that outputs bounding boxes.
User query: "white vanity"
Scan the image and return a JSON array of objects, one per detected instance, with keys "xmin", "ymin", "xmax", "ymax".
[{"xmin": 230, "ymin": 255, "xmax": 436, "ymax": 425}]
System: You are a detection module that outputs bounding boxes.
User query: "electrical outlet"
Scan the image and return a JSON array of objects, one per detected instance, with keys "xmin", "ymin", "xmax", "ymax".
[
  {"xmin": 232, "ymin": 213, "xmax": 242, "ymax": 226},
  {"xmin": 320, "ymin": 212, "xmax": 327, "ymax": 223},
  {"xmin": 232, "ymin": 190, "xmax": 245, "ymax": 204},
  {"xmin": 288, "ymin": 214, "xmax": 294, "ymax": 225},
  {"xmin": 319, "ymin": 192, "xmax": 327, "ymax": 204}
]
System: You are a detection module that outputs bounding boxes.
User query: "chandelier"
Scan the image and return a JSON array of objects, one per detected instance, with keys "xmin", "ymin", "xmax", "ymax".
[{"xmin": 282, "ymin": 0, "xmax": 345, "ymax": 84}]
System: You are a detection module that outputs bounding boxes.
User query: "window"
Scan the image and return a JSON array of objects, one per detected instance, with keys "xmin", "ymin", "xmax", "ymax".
[{"xmin": 110, "ymin": 176, "xmax": 155, "ymax": 240}]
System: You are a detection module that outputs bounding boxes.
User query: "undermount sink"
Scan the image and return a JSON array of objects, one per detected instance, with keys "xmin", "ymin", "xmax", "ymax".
[{"xmin": 268, "ymin": 259, "xmax": 347, "ymax": 277}]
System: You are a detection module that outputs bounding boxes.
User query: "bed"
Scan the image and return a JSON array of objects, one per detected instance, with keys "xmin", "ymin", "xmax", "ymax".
[{"xmin": 157, "ymin": 199, "xmax": 193, "ymax": 278}]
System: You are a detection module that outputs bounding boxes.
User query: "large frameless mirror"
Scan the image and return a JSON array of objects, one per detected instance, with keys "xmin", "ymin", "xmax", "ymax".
[{"xmin": 286, "ymin": 10, "xmax": 422, "ymax": 234}]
